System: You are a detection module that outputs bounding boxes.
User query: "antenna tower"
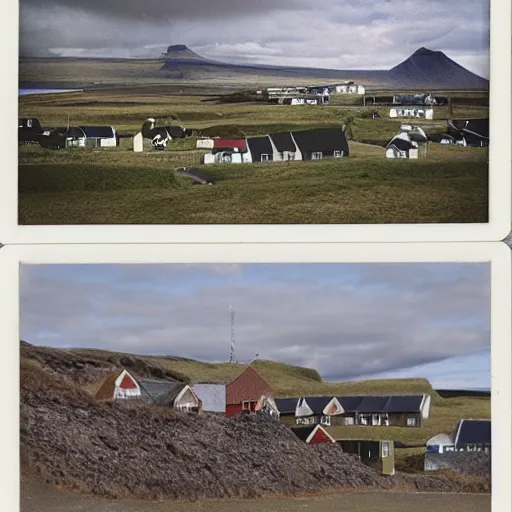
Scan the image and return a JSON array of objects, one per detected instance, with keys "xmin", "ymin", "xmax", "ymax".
[{"xmin": 229, "ymin": 305, "xmax": 236, "ymax": 364}]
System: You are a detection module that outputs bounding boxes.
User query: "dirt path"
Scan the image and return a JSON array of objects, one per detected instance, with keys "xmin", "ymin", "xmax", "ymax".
[{"xmin": 21, "ymin": 475, "xmax": 490, "ymax": 512}]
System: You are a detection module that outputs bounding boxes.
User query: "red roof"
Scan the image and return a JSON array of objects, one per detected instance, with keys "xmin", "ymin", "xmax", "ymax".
[
  {"xmin": 226, "ymin": 366, "xmax": 273, "ymax": 405},
  {"xmin": 213, "ymin": 139, "xmax": 246, "ymax": 149}
]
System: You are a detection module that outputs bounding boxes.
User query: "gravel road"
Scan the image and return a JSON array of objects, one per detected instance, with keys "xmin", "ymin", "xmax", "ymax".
[{"xmin": 21, "ymin": 474, "xmax": 491, "ymax": 512}]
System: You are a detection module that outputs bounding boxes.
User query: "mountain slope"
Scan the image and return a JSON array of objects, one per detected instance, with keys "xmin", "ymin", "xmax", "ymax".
[{"xmin": 389, "ymin": 47, "xmax": 488, "ymax": 88}]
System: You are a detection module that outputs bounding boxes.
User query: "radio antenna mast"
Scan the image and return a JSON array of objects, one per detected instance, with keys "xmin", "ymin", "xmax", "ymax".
[{"xmin": 229, "ymin": 305, "xmax": 236, "ymax": 364}]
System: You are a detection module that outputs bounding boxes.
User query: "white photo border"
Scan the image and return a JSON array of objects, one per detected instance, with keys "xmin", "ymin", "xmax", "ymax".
[{"xmin": 1, "ymin": 0, "xmax": 511, "ymax": 244}]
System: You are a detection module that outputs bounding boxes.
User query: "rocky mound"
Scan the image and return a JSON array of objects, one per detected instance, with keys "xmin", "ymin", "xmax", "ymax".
[
  {"xmin": 389, "ymin": 47, "xmax": 489, "ymax": 89},
  {"xmin": 20, "ymin": 360, "xmax": 491, "ymax": 501}
]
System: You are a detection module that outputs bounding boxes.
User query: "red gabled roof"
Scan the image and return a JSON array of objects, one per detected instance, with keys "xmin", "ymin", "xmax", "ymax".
[
  {"xmin": 213, "ymin": 139, "xmax": 247, "ymax": 149},
  {"xmin": 226, "ymin": 366, "xmax": 273, "ymax": 405}
]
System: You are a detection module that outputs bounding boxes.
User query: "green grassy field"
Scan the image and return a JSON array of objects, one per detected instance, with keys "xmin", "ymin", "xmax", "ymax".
[{"xmin": 18, "ymin": 88, "xmax": 489, "ymax": 225}]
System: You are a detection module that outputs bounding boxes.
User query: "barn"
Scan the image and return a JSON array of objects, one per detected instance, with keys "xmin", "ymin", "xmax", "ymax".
[
  {"xmin": 291, "ymin": 128, "xmax": 349, "ymax": 160},
  {"xmin": 191, "ymin": 383, "xmax": 226, "ymax": 413},
  {"xmin": 95, "ymin": 369, "xmax": 142, "ymax": 400},
  {"xmin": 138, "ymin": 379, "xmax": 202, "ymax": 412},
  {"xmin": 291, "ymin": 424, "xmax": 336, "ymax": 444},
  {"xmin": 386, "ymin": 134, "xmax": 419, "ymax": 159},
  {"xmin": 225, "ymin": 366, "xmax": 274, "ymax": 417}
]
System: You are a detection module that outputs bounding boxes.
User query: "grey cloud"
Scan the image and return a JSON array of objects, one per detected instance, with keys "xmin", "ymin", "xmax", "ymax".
[{"xmin": 20, "ymin": 264, "xmax": 490, "ymax": 382}]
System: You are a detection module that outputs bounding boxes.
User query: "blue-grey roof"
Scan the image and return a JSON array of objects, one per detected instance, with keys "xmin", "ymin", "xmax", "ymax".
[
  {"xmin": 303, "ymin": 396, "xmax": 333, "ymax": 414},
  {"xmin": 455, "ymin": 419, "xmax": 491, "ymax": 447},
  {"xmin": 274, "ymin": 397, "xmax": 299, "ymax": 414},
  {"xmin": 138, "ymin": 379, "xmax": 185, "ymax": 405},
  {"xmin": 336, "ymin": 396, "xmax": 364, "ymax": 412},
  {"xmin": 191, "ymin": 384, "xmax": 226, "ymax": 413},
  {"xmin": 382, "ymin": 395, "xmax": 424, "ymax": 413},
  {"xmin": 79, "ymin": 126, "xmax": 115, "ymax": 138},
  {"xmin": 336, "ymin": 395, "xmax": 425, "ymax": 414}
]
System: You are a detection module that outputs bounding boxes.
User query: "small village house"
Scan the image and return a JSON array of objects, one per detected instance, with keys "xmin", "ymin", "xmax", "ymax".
[
  {"xmin": 338, "ymin": 439, "xmax": 395, "ymax": 475},
  {"xmin": 274, "ymin": 397, "xmax": 300, "ymax": 425},
  {"xmin": 447, "ymin": 119, "xmax": 489, "ymax": 147},
  {"xmin": 335, "ymin": 83, "xmax": 365, "ymax": 95},
  {"xmin": 291, "ymin": 128, "xmax": 349, "ymax": 160},
  {"xmin": 424, "ymin": 419, "xmax": 491, "ymax": 471},
  {"xmin": 95, "ymin": 369, "xmax": 142, "ymax": 400},
  {"xmin": 79, "ymin": 126, "xmax": 118, "ymax": 148},
  {"xmin": 389, "ymin": 108, "xmax": 434, "ymax": 120},
  {"xmin": 191, "ymin": 383, "xmax": 226, "ymax": 414},
  {"xmin": 138, "ymin": 379, "xmax": 202, "ymax": 412},
  {"xmin": 246, "ymin": 135, "xmax": 276, "ymax": 163},
  {"xmin": 294, "ymin": 396, "xmax": 344, "ymax": 427},
  {"xmin": 267, "ymin": 132, "xmax": 302, "ymax": 161},
  {"xmin": 225, "ymin": 366, "xmax": 274, "ymax": 417},
  {"xmin": 385, "ymin": 133, "xmax": 419, "ymax": 159},
  {"xmin": 291, "ymin": 425, "xmax": 336, "ymax": 444}
]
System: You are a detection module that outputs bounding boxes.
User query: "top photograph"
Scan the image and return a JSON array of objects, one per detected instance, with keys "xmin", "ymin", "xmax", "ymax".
[{"xmin": 11, "ymin": 0, "xmax": 511, "ymax": 244}]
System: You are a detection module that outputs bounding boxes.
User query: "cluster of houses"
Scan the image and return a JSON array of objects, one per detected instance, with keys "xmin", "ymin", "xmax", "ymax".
[
  {"xmin": 197, "ymin": 128, "xmax": 350, "ymax": 164},
  {"xmin": 93, "ymin": 365, "xmax": 491, "ymax": 476}
]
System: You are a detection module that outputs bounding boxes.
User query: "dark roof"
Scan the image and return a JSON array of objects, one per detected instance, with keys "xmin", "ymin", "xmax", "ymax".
[
  {"xmin": 246, "ymin": 135, "xmax": 274, "ymax": 162},
  {"xmin": 138, "ymin": 379, "xmax": 185, "ymax": 405},
  {"xmin": 387, "ymin": 137, "xmax": 414, "ymax": 151},
  {"xmin": 79, "ymin": 126, "xmax": 115, "ymax": 138},
  {"xmin": 450, "ymin": 119, "xmax": 489, "ymax": 138},
  {"xmin": 455, "ymin": 419, "xmax": 491, "ymax": 446},
  {"xmin": 164, "ymin": 125, "xmax": 186, "ymax": 139},
  {"xmin": 291, "ymin": 426, "xmax": 316, "ymax": 442},
  {"xmin": 274, "ymin": 397, "xmax": 299, "ymax": 414},
  {"xmin": 356, "ymin": 396, "xmax": 391, "ymax": 413},
  {"xmin": 382, "ymin": 395, "xmax": 424, "ymax": 413},
  {"xmin": 291, "ymin": 128, "xmax": 349, "ymax": 155},
  {"xmin": 336, "ymin": 396, "xmax": 364, "ymax": 412},
  {"xmin": 269, "ymin": 132, "xmax": 297, "ymax": 152},
  {"xmin": 303, "ymin": 396, "xmax": 334, "ymax": 414}
]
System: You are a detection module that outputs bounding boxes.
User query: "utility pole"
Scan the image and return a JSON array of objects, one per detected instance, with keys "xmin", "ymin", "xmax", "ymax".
[{"xmin": 229, "ymin": 305, "xmax": 236, "ymax": 364}]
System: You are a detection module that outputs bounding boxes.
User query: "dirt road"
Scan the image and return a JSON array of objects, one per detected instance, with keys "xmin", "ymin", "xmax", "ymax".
[{"xmin": 21, "ymin": 474, "xmax": 490, "ymax": 512}]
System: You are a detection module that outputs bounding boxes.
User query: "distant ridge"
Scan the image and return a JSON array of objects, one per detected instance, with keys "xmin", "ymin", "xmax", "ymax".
[
  {"xmin": 389, "ymin": 47, "xmax": 489, "ymax": 88},
  {"xmin": 160, "ymin": 45, "xmax": 488, "ymax": 89}
]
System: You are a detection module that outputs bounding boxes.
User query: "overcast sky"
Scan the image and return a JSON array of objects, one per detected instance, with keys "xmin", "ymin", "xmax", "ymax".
[
  {"xmin": 19, "ymin": 0, "xmax": 490, "ymax": 77},
  {"xmin": 20, "ymin": 263, "xmax": 491, "ymax": 389}
]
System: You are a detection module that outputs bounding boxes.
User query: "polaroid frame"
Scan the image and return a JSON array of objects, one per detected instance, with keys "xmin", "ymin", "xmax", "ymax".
[
  {"xmin": 1, "ymin": 0, "xmax": 510, "ymax": 244},
  {"xmin": 1, "ymin": 242, "xmax": 510, "ymax": 510}
]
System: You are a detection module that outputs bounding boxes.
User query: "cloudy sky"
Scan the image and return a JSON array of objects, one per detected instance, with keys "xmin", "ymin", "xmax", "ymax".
[
  {"xmin": 19, "ymin": 0, "xmax": 490, "ymax": 77},
  {"xmin": 20, "ymin": 263, "xmax": 491, "ymax": 389}
]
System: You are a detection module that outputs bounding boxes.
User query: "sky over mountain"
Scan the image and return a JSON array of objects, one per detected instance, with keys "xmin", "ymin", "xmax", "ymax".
[
  {"xmin": 20, "ymin": 263, "xmax": 491, "ymax": 389},
  {"xmin": 19, "ymin": 0, "xmax": 490, "ymax": 77}
]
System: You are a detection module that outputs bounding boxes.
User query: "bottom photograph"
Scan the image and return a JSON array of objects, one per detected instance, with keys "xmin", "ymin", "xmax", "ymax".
[{"xmin": 19, "ymin": 261, "xmax": 492, "ymax": 512}]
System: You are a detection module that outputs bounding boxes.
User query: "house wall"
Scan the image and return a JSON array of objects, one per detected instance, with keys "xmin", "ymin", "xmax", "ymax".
[
  {"xmin": 99, "ymin": 137, "xmax": 117, "ymax": 148},
  {"xmin": 175, "ymin": 387, "xmax": 201, "ymax": 411},
  {"xmin": 309, "ymin": 428, "xmax": 335, "ymax": 444},
  {"xmin": 279, "ymin": 414, "xmax": 297, "ymax": 426},
  {"xmin": 113, "ymin": 371, "xmax": 141, "ymax": 399},
  {"xmin": 388, "ymin": 412, "xmax": 422, "ymax": 427}
]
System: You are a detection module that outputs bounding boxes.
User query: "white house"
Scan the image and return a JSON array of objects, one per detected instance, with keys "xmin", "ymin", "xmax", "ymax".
[
  {"xmin": 335, "ymin": 84, "xmax": 365, "ymax": 95},
  {"xmin": 386, "ymin": 132, "xmax": 419, "ymax": 159}
]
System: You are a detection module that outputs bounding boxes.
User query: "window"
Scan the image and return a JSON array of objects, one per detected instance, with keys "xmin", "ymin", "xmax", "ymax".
[
  {"xmin": 296, "ymin": 417, "xmax": 314, "ymax": 425},
  {"xmin": 382, "ymin": 442, "xmax": 389, "ymax": 457},
  {"xmin": 345, "ymin": 417, "xmax": 354, "ymax": 426},
  {"xmin": 312, "ymin": 152, "xmax": 323, "ymax": 160},
  {"xmin": 406, "ymin": 417, "xmax": 417, "ymax": 427},
  {"xmin": 320, "ymin": 416, "xmax": 331, "ymax": 426},
  {"xmin": 27, "ymin": 119, "xmax": 33, "ymax": 128},
  {"xmin": 261, "ymin": 154, "xmax": 273, "ymax": 162},
  {"xmin": 242, "ymin": 400, "xmax": 251, "ymax": 411},
  {"xmin": 333, "ymin": 150, "xmax": 343, "ymax": 158}
]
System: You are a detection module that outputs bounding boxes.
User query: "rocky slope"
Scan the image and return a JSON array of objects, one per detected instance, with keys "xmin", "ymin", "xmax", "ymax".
[{"xmin": 20, "ymin": 357, "xmax": 490, "ymax": 501}]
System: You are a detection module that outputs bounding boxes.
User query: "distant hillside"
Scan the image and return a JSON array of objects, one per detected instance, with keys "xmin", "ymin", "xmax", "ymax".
[
  {"xmin": 160, "ymin": 45, "xmax": 488, "ymax": 89},
  {"xmin": 21, "ymin": 343, "xmax": 439, "ymax": 400},
  {"xmin": 389, "ymin": 47, "xmax": 489, "ymax": 89}
]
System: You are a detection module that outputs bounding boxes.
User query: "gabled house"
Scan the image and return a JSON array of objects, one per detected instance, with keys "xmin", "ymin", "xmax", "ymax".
[
  {"xmin": 225, "ymin": 366, "xmax": 274, "ymax": 417},
  {"xmin": 295, "ymin": 396, "xmax": 344, "ymax": 427},
  {"xmin": 274, "ymin": 397, "xmax": 300, "ymax": 425},
  {"xmin": 95, "ymin": 369, "xmax": 142, "ymax": 400},
  {"xmin": 202, "ymin": 139, "xmax": 251, "ymax": 164},
  {"xmin": 138, "ymin": 379, "xmax": 202, "ymax": 412},
  {"xmin": 246, "ymin": 135, "xmax": 277, "ymax": 163},
  {"xmin": 291, "ymin": 424, "xmax": 336, "ymax": 444},
  {"xmin": 290, "ymin": 128, "xmax": 349, "ymax": 160},
  {"xmin": 79, "ymin": 126, "xmax": 118, "ymax": 148},
  {"xmin": 191, "ymin": 383, "xmax": 226, "ymax": 413},
  {"xmin": 425, "ymin": 418, "xmax": 491, "ymax": 471},
  {"xmin": 386, "ymin": 133, "xmax": 419, "ymax": 159},
  {"xmin": 19, "ymin": 117, "xmax": 44, "ymax": 144},
  {"xmin": 267, "ymin": 132, "xmax": 302, "ymax": 161},
  {"xmin": 448, "ymin": 119, "xmax": 489, "ymax": 147}
]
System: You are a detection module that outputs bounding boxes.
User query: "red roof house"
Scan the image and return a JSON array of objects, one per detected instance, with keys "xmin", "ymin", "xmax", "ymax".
[
  {"xmin": 213, "ymin": 139, "xmax": 247, "ymax": 150},
  {"xmin": 95, "ymin": 369, "xmax": 141, "ymax": 401},
  {"xmin": 291, "ymin": 424, "xmax": 336, "ymax": 444},
  {"xmin": 225, "ymin": 366, "xmax": 274, "ymax": 417}
]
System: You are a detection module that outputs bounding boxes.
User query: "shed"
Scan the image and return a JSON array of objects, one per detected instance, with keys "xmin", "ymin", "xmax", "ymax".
[
  {"xmin": 225, "ymin": 366, "xmax": 274, "ymax": 417},
  {"xmin": 191, "ymin": 383, "xmax": 226, "ymax": 413},
  {"xmin": 95, "ymin": 369, "xmax": 141, "ymax": 401},
  {"xmin": 291, "ymin": 128, "xmax": 349, "ymax": 160},
  {"xmin": 338, "ymin": 439, "xmax": 395, "ymax": 475},
  {"xmin": 138, "ymin": 379, "xmax": 202, "ymax": 412},
  {"xmin": 291, "ymin": 425, "xmax": 336, "ymax": 444},
  {"xmin": 246, "ymin": 135, "xmax": 276, "ymax": 162}
]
